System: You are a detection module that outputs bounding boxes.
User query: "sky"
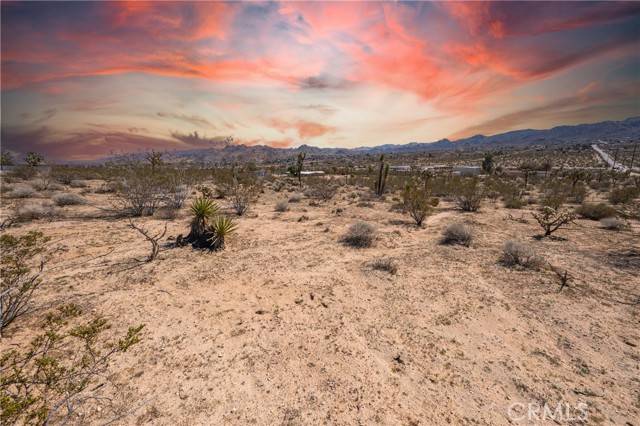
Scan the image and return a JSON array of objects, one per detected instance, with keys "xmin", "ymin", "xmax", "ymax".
[{"xmin": 1, "ymin": 1, "xmax": 639, "ymax": 161}]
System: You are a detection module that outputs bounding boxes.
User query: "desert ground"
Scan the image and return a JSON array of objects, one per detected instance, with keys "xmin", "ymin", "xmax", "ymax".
[{"xmin": 1, "ymin": 173, "xmax": 638, "ymax": 425}]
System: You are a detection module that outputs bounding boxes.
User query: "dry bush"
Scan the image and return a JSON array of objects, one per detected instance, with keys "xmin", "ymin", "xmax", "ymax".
[
  {"xmin": 153, "ymin": 206, "xmax": 179, "ymax": 220},
  {"xmin": 0, "ymin": 304, "xmax": 143, "ymax": 424},
  {"xmin": 341, "ymin": 222, "xmax": 375, "ymax": 248},
  {"xmin": 6, "ymin": 184, "xmax": 35, "ymax": 199},
  {"xmin": 128, "ymin": 219, "xmax": 167, "ymax": 262},
  {"xmin": 164, "ymin": 183, "xmax": 189, "ymax": 209},
  {"xmin": 532, "ymin": 206, "xmax": 576, "ymax": 237},
  {"xmin": 288, "ymin": 194, "xmax": 302, "ymax": 203},
  {"xmin": 305, "ymin": 178, "xmax": 338, "ymax": 201},
  {"xmin": 441, "ymin": 223, "xmax": 473, "ymax": 246},
  {"xmin": 369, "ymin": 257, "xmax": 398, "ymax": 274},
  {"xmin": 501, "ymin": 240, "xmax": 544, "ymax": 269},
  {"xmin": 113, "ymin": 165, "xmax": 166, "ymax": 216},
  {"xmin": 0, "ymin": 231, "xmax": 49, "ymax": 335},
  {"xmin": 575, "ymin": 202, "xmax": 616, "ymax": 220},
  {"xmin": 94, "ymin": 181, "xmax": 118, "ymax": 194},
  {"xmin": 69, "ymin": 179, "xmax": 88, "ymax": 188},
  {"xmin": 14, "ymin": 202, "xmax": 58, "ymax": 222},
  {"xmin": 229, "ymin": 183, "xmax": 257, "ymax": 216},
  {"xmin": 274, "ymin": 200, "xmax": 289, "ymax": 212},
  {"xmin": 600, "ymin": 217, "xmax": 628, "ymax": 231},
  {"xmin": 52, "ymin": 192, "xmax": 86, "ymax": 206}
]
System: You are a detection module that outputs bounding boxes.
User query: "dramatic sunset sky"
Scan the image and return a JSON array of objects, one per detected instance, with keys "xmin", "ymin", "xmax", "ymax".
[{"xmin": 2, "ymin": 1, "xmax": 639, "ymax": 160}]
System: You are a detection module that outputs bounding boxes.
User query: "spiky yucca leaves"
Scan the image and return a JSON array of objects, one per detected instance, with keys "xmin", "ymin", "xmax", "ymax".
[
  {"xmin": 207, "ymin": 216, "xmax": 237, "ymax": 250},
  {"xmin": 186, "ymin": 197, "xmax": 219, "ymax": 247}
]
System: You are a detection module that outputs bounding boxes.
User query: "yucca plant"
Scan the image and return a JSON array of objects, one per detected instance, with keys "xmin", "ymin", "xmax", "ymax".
[
  {"xmin": 207, "ymin": 215, "xmax": 237, "ymax": 250},
  {"xmin": 186, "ymin": 197, "xmax": 219, "ymax": 247}
]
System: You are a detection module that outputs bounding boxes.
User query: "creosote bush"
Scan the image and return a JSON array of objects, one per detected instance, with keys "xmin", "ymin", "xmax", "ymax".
[
  {"xmin": 340, "ymin": 222, "xmax": 375, "ymax": 248},
  {"xmin": 0, "ymin": 231, "xmax": 49, "ymax": 335},
  {"xmin": 501, "ymin": 240, "xmax": 544, "ymax": 269},
  {"xmin": 402, "ymin": 183, "xmax": 432, "ymax": 226},
  {"xmin": 0, "ymin": 304, "xmax": 144, "ymax": 424},
  {"xmin": 441, "ymin": 223, "xmax": 473, "ymax": 246},
  {"xmin": 453, "ymin": 178, "xmax": 483, "ymax": 212},
  {"xmin": 52, "ymin": 192, "xmax": 86, "ymax": 206},
  {"xmin": 575, "ymin": 202, "xmax": 616, "ymax": 220}
]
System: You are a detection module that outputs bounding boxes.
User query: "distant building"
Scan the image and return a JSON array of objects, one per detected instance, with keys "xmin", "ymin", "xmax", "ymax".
[
  {"xmin": 389, "ymin": 165, "xmax": 411, "ymax": 172},
  {"xmin": 453, "ymin": 166, "xmax": 482, "ymax": 176},
  {"xmin": 300, "ymin": 170, "xmax": 325, "ymax": 176}
]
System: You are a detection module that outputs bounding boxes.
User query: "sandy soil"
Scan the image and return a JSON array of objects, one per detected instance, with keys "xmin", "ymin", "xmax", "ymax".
[{"xmin": 2, "ymin": 182, "xmax": 639, "ymax": 425}]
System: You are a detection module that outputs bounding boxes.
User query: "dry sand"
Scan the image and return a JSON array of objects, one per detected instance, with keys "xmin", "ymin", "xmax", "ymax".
[{"xmin": 2, "ymin": 183, "xmax": 639, "ymax": 425}]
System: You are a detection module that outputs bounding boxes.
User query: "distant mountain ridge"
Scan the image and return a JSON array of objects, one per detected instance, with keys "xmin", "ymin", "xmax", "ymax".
[{"xmin": 102, "ymin": 116, "xmax": 640, "ymax": 164}]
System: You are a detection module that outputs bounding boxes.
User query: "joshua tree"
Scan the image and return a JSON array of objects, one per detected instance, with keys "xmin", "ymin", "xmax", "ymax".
[
  {"xmin": 481, "ymin": 153, "xmax": 494, "ymax": 175},
  {"xmin": 374, "ymin": 154, "xmax": 389, "ymax": 196},
  {"xmin": 293, "ymin": 152, "xmax": 306, "ymax": 186},
  {"xmin": 0, "ymin": 151, "xmax": 14, "ymax": 166},
  {"xmin": 145, "ymin": 150, "xmax": 164, "ymax": 173},
  {"xmin": 24, "ymin": 152, "xmax": 43, "ymax": 168}
]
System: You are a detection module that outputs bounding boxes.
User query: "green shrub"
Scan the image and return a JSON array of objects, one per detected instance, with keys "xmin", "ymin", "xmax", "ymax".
[
  {"xmin": 0, "ymin": 231, "xmax": 50, "ymax": 334},
  {"xmin": 609, "ymin": 186, "xmax": 639, "ymax": 205},
  {"xmin": 0, "ymin": 304, "xmax": 143, "ymax": 424}
]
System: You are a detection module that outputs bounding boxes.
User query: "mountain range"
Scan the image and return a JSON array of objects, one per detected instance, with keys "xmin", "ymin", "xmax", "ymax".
[{"xmin": 108, "ymin": 116, "xmax": 640, "ymax": 164}]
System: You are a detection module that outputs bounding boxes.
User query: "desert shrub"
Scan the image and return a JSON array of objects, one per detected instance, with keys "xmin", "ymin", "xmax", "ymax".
[
  {"xmin": 229, "ymin": 183, "xmax": 256, "ymax": 216},
  {"xmin": 9, "ymin": 165, "xmax": 37, "ymax": 180},
  {"xmin": 288, "ymin": 194, "xmax": 302, "ymax": 203},
  {"xmin": 0, "ymin": 231, "xmax": 49, "ymax": 334},
  {"xmin": 274, "ymin": 200, "xmax": 289, "ymax": 212},
  {"xmin": 153, "ymin": 206, "xmax": 179, "ymax": 220},
  {"xmin": 0, "ymin": 304, "xmax": 143, "ymax": 424},
  {"xmin": 575, "ymin": 202, "xmax": 616, "ymax": 220},
  {"xmin": 94, "ymin": 181, "xmax": 118, "ymax": 193},
  {"xmin": 69, "ymin": 179, "xmax": 88, "ymax": 188},
  {"xmin": 305, "ymin": 178, "xmax": 338, "ymax": 201},
  {"xmin": 609, "ymin": 186, "xmax": 639, "ymax": 205},
  {"xmin": 6, "ymin": 185, "xmax": 35, "ymax": 199},
  {"xmin": 569, "ymin": 182, "xmax": 588, "ymax": 204},
  {"xmin": 402, "ymin": 183, "xmax": 432, "ymax": 226},
  {"xmin": 30, "ymin": 177, "xmax": 52, "ymax": 191},
  {"xmin": 369, "ymin": 257, "xmax": 398, "ymax": 274},
  {"xmin": 164, "ymin": 183, "xmax": 189, "ymax": 209},
  {"xmin": 52, "ymin": 192, "xmax": 86, "ymax": 206},
  {"xmin": 441, "ymin": 223, "xmax": 473, "ymax": 246},
  {"xmin": 501, "ymin": 240, "xmax": 544, "ymax": 269},
  {"xmin": 113, "ymin": 165, "xmax": 166, "ymax": 216},
  {"xmin": 341, "ymin": 222, "xmax": 375, "ymax": 248},
  {"xmin": 14, "ymin": 202, "xmax": 58, "ymax": 222},
  {"xmin": 532, "ymin": 206, "xmax": 576, "ymax": 237},
  {"xmin": 600, "ymin": 217, "xmax": 628, "ymax": 230},
  {"xmin": 453, "ymin": 178, "xmax": 483, "ymax": 212}
]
